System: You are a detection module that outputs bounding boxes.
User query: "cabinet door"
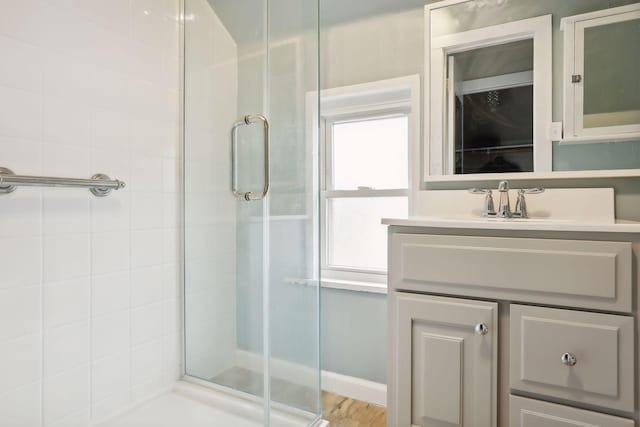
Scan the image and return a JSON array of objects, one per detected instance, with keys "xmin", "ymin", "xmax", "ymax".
[{"xmin": 388, "ymin": 293, "xmax": 498, "ymax": 427}]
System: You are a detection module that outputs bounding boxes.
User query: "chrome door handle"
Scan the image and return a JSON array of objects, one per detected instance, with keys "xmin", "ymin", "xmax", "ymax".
[{"xmin": 231, "ymin": 114, "xmax": 270, "ymax": 201}]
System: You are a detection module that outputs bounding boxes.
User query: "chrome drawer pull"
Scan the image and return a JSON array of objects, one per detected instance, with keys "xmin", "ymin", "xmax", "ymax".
[
  {"xmin": 475, "ymin": 323, "xmax": 489, "ymax": 336},
  {"xmin": 561, "ymin": 353, "xmax": 577, "ymax": 366}
]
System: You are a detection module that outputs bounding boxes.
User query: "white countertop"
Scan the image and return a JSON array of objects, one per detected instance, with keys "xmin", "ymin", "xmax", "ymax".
[{"xmin": 382, "ymin": 217, "xmax": 640, "ymax": 234}]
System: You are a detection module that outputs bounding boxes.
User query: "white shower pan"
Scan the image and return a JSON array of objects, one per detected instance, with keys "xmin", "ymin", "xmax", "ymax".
[{"xmin": 97, "ymin": 381, "xmax": 327, "ymax": 427}]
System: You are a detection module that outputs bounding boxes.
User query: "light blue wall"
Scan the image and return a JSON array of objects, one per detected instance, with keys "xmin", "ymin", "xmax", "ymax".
[
  {"xmin": 321, "ymin": 289, "xmax": 387, "ymax": 383},
  {"xmin": 317, "ymin": 7, "xmax": 426, "ymax": 384}
]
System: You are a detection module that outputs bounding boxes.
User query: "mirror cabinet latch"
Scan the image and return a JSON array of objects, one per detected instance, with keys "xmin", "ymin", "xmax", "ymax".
[{"xmin": 571, "ymin": 74, "xmax": 582, "ymax": 83}]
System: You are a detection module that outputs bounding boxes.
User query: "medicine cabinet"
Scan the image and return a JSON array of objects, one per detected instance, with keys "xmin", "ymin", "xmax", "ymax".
[{"xmin": 561, "ymin": 4, "xmax": 640, "ymax": 143}]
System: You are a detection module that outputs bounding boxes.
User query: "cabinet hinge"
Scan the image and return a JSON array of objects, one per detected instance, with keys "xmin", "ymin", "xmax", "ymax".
[{"xmin": 571, "ymin": 74, "xmax": 582, "ymax": 83}]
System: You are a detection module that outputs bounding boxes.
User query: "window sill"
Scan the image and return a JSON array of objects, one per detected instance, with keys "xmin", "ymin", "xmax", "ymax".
[{"xmin": 285, "ymin": 277, "xmax": 387, "ymax": 295}]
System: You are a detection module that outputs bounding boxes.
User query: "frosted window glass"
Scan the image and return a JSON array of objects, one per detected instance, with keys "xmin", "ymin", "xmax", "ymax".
[
  {"xmin": 332, "ymin": 116, "xmax": 408, "ymax": 190},
  {"xmin": 328, "ymin": 197, "xmax": 408, "ymax": 271}
]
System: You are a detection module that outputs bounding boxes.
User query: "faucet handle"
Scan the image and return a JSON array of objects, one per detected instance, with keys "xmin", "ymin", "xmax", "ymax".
[
  {"xmin": 468, "ymin": 188, "xmax": 491, "ymax": 195},
  {"xmin": 468, "ymin": 188, "xmax": 496, "ymax": 216},
  {"xmin": 520, "ymin": 187, "xmax": 545, "ymax": 194},
  {"xmin": 514, "ymin": 188, "xmax": 545, "ymax": 218}
]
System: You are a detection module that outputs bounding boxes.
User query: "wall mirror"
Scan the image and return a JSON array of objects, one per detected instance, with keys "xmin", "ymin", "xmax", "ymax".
[{"xmin": 425, "ymin": 0, "xmax": 640, "ymax": 182}]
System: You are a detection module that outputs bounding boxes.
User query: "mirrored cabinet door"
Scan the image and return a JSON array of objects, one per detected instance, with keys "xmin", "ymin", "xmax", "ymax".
[
  {"xmin": 562, "ymin": 4, "xmax": 640, "ymax": 142},
  {"xmin": 582, "ymin": 18, "xmax": 640, "ymax": 130}
]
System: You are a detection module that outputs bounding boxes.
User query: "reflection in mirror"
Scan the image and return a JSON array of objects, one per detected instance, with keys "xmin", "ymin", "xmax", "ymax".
[{"xmin": 449, "ymin": 40, "xmax": 534, "ymax": 174}]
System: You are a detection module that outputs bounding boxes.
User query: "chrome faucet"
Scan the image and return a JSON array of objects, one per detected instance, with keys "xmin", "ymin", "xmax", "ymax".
[
  {"xmin": 497, "ymin": 181, "xmax": 511, "ymax": 218},
  {"xmin": 469, "ymin": 181, "xmax": 544, "ymax": 219}
]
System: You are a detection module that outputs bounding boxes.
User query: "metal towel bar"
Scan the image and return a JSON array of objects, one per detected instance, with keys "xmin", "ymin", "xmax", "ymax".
[{"xmin": 0, "ymin": 167, "xmax": 126, "ymax": 197}]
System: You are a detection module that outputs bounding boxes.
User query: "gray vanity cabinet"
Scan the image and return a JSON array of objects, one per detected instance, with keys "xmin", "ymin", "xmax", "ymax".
[
  {"xmin": 389, "ymin": 293, "xmax": 498, "ymax": 427},
  {"xmin": 387, "ymin": 229, "xmax": 638, "ymax": 427}
]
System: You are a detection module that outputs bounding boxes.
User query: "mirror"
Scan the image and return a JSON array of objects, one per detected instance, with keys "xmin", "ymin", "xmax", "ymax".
[
  {"xmin": 451, "ymin": 40, "xmax": 534, "ymax": 174},
  {"xmin": 425, "ymin": 0, "xmax": 640, "ymax": 181}
]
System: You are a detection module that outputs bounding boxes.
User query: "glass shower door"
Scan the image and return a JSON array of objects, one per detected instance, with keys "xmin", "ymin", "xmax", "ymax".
[
  {"xmin": 182, "ymin": 0, "xmax": 320, "ymax": 425},
  {"xmin": 265, "ymin": 0, "xmax": 320, "ymax": 424}
]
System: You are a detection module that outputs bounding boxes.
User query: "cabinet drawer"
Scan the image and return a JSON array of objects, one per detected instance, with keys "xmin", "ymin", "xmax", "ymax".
[
  {"xmin": 390, "ymin": 234, "xmax": 632, "ymax": 312},
  {"xmin": 510, "ymin": 305, "xmax": 635, "ymax": 413},
  {"xmin": 510, "ymin": 395, "xmax": 634, "ymax": 427}
]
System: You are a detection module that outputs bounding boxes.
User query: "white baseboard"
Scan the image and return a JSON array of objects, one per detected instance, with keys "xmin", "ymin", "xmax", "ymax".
[
  {"xmin": 321, "ymin": 370, "xmax": 386, "ymax": 407},
  {"xmin": 235, "ymin": 350, "xmax": 387, "ymax": 408}
]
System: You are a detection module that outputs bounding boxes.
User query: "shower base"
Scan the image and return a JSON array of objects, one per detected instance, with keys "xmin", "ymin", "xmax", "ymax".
[
  {"xmin": 97, "ymin": 381, "xmax": 327, "ymax": 427},
  {"xmin": 211, "ymin": 367, "xmax": 318, "ymax": 413}
]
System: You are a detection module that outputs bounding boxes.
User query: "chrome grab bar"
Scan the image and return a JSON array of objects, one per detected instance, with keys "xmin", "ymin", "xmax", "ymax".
[
  {"xmin": 231, "ymin": 114, "xmax": 270, "ymax": 201},
  {"xmin": 0, "ymin": 167, "xmax": 126, "ymax": 197}
]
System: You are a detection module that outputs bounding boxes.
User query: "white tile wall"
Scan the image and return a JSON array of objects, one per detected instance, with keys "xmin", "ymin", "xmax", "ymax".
[{"xmin": 0, "ymin": 0, "xmax": 181, "ymax": 425}]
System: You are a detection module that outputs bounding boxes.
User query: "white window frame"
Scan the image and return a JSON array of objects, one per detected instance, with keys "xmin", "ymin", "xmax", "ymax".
[
  {"xmin": 424, "ymin": 1, "xmax": 553, "ymax": 178},
  {"xmin": 561, "ymin": 3, "xmax": 640, "ymax": 144},
  {"xmin": 306, "ymin": 75, "xmax": 421, "ymax": 293}
]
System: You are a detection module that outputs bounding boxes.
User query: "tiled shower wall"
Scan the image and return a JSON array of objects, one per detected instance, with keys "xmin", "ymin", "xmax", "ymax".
[{"xmin": 0, "ymin": 0, "xmax": 181, "ymax": 426}]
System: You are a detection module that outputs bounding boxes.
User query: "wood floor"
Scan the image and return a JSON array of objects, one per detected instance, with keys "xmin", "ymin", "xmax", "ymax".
[{"xmin": 322, "ymin": 391, "xmax": 387, "ymax": 427}]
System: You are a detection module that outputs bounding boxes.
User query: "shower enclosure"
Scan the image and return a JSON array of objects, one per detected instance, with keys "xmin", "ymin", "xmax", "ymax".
[{"xmin": 182, "ymin": 0, "xmax": 321, "ymax": 426}]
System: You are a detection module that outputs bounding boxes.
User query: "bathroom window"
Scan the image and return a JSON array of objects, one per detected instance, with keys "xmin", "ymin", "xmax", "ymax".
[
  {"xmin": 313, "ymin": 75, "xmax": 419, "ymax": 291},
  {"xmin": 323, "ymin": 115, "xmax": 409, "ymax": 273}
]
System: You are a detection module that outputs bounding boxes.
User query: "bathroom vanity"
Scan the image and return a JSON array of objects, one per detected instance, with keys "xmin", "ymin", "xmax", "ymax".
[
  {"xmin": 385, "ymin": 0, "xmax": 640, "ymax": 424},
  {"xmin": 385, "ymin": 208, "xmax": 640, "ymax": 426}
]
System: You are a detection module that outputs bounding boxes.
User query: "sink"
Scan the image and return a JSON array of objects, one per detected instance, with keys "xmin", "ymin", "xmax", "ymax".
[
  {"xmin": 410, "ymin": 215, "xmax": 578, "ymax": 225},
  {"xmin": 464, "ymin": 217, "xmax": 576, "ymax": 224},
  {"xmin": 383, "ymin": 187, "xmax": 640, "ymax": 232},
  {"xmin": 415, "ymin": 188, "xmax": 616, "ymax": 225},
  {"xmin": 382, "ymin": 216, "xmax": 640, "ymax": 233}
]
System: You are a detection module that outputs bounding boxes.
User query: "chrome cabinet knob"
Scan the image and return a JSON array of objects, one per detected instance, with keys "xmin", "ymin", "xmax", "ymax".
[
  {"xmin": 475, "ymin": 323, "xmax": 489, "ymax": 336},
  {"xmin": 561, "ymin": 353, "xmax": 577, "ymax": 366}
]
